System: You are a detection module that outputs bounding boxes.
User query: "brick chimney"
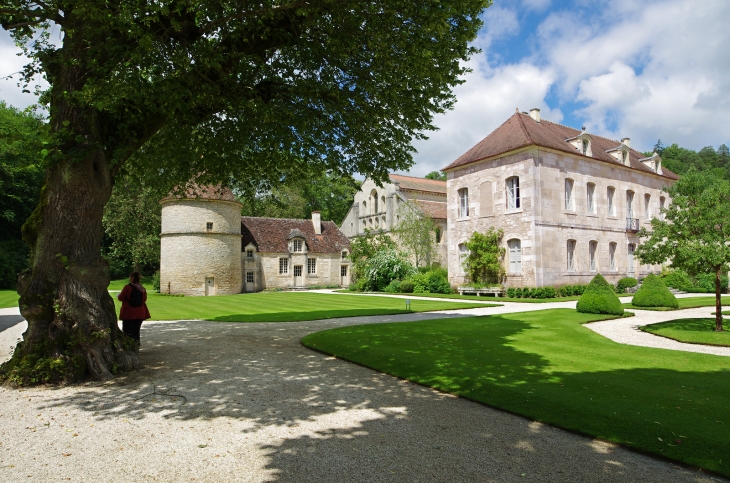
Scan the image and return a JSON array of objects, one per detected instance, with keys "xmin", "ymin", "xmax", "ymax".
[
  {"xmin": 529, "ymin": 108, "xmax": 541, "ymax": 123},
  {"xmin": 312, "ymin": 211, "xmax": 321, "ymax": 235}
]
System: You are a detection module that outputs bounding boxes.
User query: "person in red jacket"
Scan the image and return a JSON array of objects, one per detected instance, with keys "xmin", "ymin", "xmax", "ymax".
[{"xmin": 117, "ymin": 271, "xmax": 151, "ymax": 344}]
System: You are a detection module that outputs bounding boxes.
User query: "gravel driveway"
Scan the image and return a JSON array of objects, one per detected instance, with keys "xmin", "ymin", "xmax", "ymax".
[{"xmin": 1, "ymin": 303, "xmax": 726, "ymax": 482}]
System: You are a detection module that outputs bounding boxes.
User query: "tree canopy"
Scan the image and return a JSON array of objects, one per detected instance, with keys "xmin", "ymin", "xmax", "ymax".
[
  {"xmin": 0, "ymin": 0, "xmax": 490, "ymax": 383},
  {"xmin": 395, "ymin": 200, "xmax": 439, "ymax": 267},
  {"xmin": 424, "ymin": 170, "xmax": 446, "ymax": 181},
  {"xmin": 635, "ymin": 168, "xmax": 730, "ymax": 331}
]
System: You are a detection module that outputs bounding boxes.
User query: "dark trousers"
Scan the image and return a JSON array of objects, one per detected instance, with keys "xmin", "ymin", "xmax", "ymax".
[{"xmin": 122, "ymin": 319, "xmax": 143, "ymax": 343}]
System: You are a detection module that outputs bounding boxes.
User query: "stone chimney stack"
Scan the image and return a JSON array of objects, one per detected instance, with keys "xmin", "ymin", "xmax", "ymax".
[
  {"xmin": 529, "ymin": 108, "xmax": 541, "ymax": 123},
  {"xmin": 621, "ymin": 137, "xmax": 630, "ymax": 148},
  {"xmin": 312, "ymin": 211, "xmax": 322, "ymax": 235}
]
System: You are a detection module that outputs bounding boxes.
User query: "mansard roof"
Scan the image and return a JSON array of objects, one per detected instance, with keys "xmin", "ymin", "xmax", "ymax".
[
  {"xmin": 442, "ymin": 112, "xmax": 678, "ymax": 180},
  {"xmin": 241, "ymin": 217, "xmax": 350, "ymax": 254},
  {"xmin": 389, "ymin": 174, "xmax": 447, "ymax": 194}
]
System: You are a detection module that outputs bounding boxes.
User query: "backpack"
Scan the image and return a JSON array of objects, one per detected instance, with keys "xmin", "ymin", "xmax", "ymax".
[{"xmin": 128, "ymin": 284, "xmax": 144, "ymax": 307}]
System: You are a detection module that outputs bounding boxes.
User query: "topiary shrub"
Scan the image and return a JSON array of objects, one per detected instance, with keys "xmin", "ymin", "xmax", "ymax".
[
  {"xmin": 632, "ymin": 274, "xmax": 679, "ymax": 308},
  {"xmin": 616, "ymin": 277, "xmax": 638, "ymax": 294},
  {"xmin": 506, "ymin": 287, "xmax": 516, "ymax": 298},
  {"xmin": 576, "ymin": 274, "xmax": 624, "ymax": 316},
  {"xmin": 543, "ymin": 287, "xmax": 556, "ymax": 298},
  {"xmin": 399, "ymin": 280, "xmax": 414, "ymax": 293}
]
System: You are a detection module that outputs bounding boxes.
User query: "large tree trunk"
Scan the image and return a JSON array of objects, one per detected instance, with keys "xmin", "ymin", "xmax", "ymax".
[
  {"xmin": 0, "ymin": 56, "xmax": 140, "ymax": 383},
  {"xmin": 715, "ymin": 267, "xmax": 724, "ymax": 332}
]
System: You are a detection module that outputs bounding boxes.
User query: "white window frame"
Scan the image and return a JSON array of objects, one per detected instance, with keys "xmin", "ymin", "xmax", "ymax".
[
  {"xmin": 340, "ymin": 265, "xmax": 348, "ymax": 277},
  {"xmin": 607, "ymin": 186, "xmax": 616, "ymax": 216},
  {"xmin": 279, "ymin": 258, "xmax": 289, "ymax": 274},
  {"xmin": 627, "ymin": 191, "xmax": 634, "ymax": 219},
  {"xmin": 565, "ymin": 179, "xmax": 574, "ymax": 211},
  {"xmin": 567, "ymin": 240, "xmax": 576, "ymax": 272},
  {"xmin": 644, "ymin": 194, "xmax": 652, "ymax": 219},
  {"xmin": 293, "ymin": 265, "xmax": 303, "ymax": 277},
  {"xmin": 458, "ymin": 243, "xmax": 469, "ymax": 274},
  {"xmin": 587, "ymin": 183, "xmax": 596, "ymax": 214},
  {"xmin": 508, "ymin": 239, "xmax": 522, "ymax": 274},
  {"xmin": 458, "ymin": 188, "xmax": 469, "ymax": 217},
  {"xmin": 293, "ymin": 239, "xmax": 303, "ymax": 252},
  {"xmin": 506, "ymin": 177, "xmax": 520, "ymax": 210},
  {"xmin": 246, "ymin": 249, "xmax": 254, "ymax": 259},
  {"xmin": 609, "ymin": 243, "xmax": 617, "ymax": 271},
  {"xmin": 589, "ymin": 241, "xmax": 597, "ymax": 272},
  {"xmin": 307, "ymin": 258, "xmax": 316, "ymax": 274},
  {"xmin": 246, "ymin": 271, "xmax": 254, "ymax": 283}
]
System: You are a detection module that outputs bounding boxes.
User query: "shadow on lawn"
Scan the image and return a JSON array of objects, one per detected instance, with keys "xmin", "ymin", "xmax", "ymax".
[{"xmin": 28, "ymin": 315, "xmax": 726, "ymax": 482}]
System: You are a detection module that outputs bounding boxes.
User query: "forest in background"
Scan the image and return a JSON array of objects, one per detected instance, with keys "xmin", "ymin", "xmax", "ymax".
[{"xmin": 1, "ymin": 101, "xmax": 727, "ymax": 288}]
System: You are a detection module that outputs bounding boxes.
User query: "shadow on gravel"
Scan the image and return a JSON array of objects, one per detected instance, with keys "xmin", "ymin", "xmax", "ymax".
[
  {"xmin": 29, "ymin": 317, "xmax": 721, "ymax": 483},
  {"xmin": 0, "ymin": 314, "xmax": 24, "ymax": 333}
]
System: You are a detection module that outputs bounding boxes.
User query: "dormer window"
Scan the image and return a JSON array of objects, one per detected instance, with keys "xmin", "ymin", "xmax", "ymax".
[
  {"xmin": 293, "ymin": 239, "xmax": 303, "ymax": 252},
  {"xmin": 638, "ymin": 152, "xmax": 663, "ymax": 174},
  {"xmin": 566, "ymin": 131, "xmax": 593, "ymax": 157},
  {"xmin": 606, "ymin": 144, "xmax": 631, "ymax": 166}
]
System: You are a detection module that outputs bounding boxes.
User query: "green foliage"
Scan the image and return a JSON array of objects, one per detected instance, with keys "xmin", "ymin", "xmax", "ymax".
[
  {"xmin": 395, "ymin": 200, "xmax": 440, "ymax": 267},
  {"xmin": 349, "ymin": 229, "xmax": 397, "ymax": 283},
  {"xmin": 631, "ymin": 274, "xmax": 679, "ymax": 308},
  {"xmin": 384, "ymin": 279, "xmax": 402, "ymax": 293},
  {"xmin": 661, "ymin": 269, "xmax": 694, "ymax": 292},
  {"xmin": 635, "ymin": 168, "xmax": 730, "ymax": 329},
  {"xmin": 576, "ymin": 274, "xmax": 624, "ymax": 316},
  {"xmin": 362, "ymin": 249, "xmax": 416, "ymax": 292},
  {"xmin": 661, "ymin": 269, "xmax": 729, "ymax": 293},
  {"xmin": 399, "ymin": 280, "xmax": 414, "ymax": 293},
  {"xmin": 557, "ymin": 284, "xmax": 588, "ymax": 297},
  {"xmin": 152, "ymin": 270, "xmax": 160, "ymax": 293},
  {"xmin": 410, "ymin": 270, "xmax": 452, "ymax": 294},
  {"xmin": 616, "ymin": 277, "xmax": 639, "ymax": 294},
  {"xmin": 424, "ymin": 171, "xmax": 446, "ymax": 181},
  {"xmin": 695, "ymin": 273, "xmax": 729, "ymax": 293},
  {"xmin": 462, "ymin": 228, "xmax": 506, "ymax": 285}
]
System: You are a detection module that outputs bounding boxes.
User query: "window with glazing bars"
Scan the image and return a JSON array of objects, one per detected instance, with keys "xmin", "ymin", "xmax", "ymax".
[
  {"xmin": 279, "ymin": 258, "xmax": 288, "ymax": 274},
  {"xmin": 307, "ymin": 258, "xmax": 316, "ymax": 274}
]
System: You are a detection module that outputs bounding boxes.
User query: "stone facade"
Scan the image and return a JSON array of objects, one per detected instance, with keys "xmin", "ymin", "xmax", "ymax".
[
  {"xmin": 160, "ymin": 197, "xmax": 243, "ymax": 296},
  {"xmin": 340, "ymin": 174, "xmax": 448, "ymax": 265},
  {"xmin": 443, "ymin": 110, "xmax": 677, "ymax": 288}
]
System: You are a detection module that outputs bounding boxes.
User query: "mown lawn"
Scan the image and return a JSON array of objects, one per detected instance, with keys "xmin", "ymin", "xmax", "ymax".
[
  {"xmin": 641, "ymin": 318, "xmax": 730, "ymax": 347},
  {"xmin": 113, "ymin": 291, "xmax": 498, "ymax": 322},
  {"xmin": 0, "ymin": 290, "xmax": 18, "ymax": 309},
  {"xmin": 334, "ymin": 289, "xmax": 580, "ymax": 303},
  {"xmin": 302, "ymin": 309, "xmax": 730, "ymax": 476},
  {"xmin": 621, "ymin": 295, "xmax": 730, "ymax": 311},
  {"xmin": 108, "ymin": 276, "xmax": 155, "ymax": 291}
]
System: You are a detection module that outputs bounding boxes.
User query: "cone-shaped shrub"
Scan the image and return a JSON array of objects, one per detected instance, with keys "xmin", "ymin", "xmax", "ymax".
[
  {"xmin": 632, "ymin": 274, "xmax": 679, "ymax": 308},
  {"xmin": 576, "ymin": 274, "xmax": 624, "ymax": 316}
]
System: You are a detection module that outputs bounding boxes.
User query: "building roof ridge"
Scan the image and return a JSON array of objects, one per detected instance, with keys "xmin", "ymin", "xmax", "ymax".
[{"xmin": 516, "ymin": 112, "xmax": 535, "ymax": 145}]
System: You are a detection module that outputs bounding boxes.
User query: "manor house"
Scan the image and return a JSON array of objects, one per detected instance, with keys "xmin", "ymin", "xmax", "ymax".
[
  {"xmin": 444, "ymin": 109, "xmax": 677, "ymax": 288},
  {"xmin": 159, "ymin": 186, "xmax": 350, "ymax": 296}
]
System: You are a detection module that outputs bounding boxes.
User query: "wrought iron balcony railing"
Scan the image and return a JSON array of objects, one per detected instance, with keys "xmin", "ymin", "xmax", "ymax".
[{"xmin": 626, "ymin": 218, "xmax": 640, "ymax": 232}]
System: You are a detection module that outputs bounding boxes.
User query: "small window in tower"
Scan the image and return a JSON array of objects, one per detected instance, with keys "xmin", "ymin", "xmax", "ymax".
[
  {"xmin": 206, "ymin": 222, "xmax": 213, "ymax": 231},
  {"xmin": 246, "ymin": 249, "xmax": 254, "ymax": 259}
]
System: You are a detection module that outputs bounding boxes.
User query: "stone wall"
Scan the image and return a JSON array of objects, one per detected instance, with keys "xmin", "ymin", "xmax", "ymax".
[
  {"xmin": 447, "ymin": 147, "xmax": 670, "ymax": 288},
  {"xmin": 252, "ymin": 252, "xmax": 350, "ymax": 289}
]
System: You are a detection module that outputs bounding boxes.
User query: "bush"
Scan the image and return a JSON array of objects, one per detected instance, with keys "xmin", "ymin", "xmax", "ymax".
[
  {"xmin": 399, "ymin": 280, "xmax": 414, "ymax": 293},
  {"xmin": 631, "ymin": 274, "xmax": 679, "ymax": 308},
  {"xmin": 384, "ymin": 279, "xmax": 402, "ymax": 293},
  {"xmin": 507, "ymin": 287, "xmax": 516, "ymax": 298},
  {"xmin": 348, "ymin": 283, "xmax": 359, "ymax": 292},
  {"xmin": 616, "ymin": 277, "xmax": 638, "ymax": 294},
  {"xmin": 543, "ymin": 287, "xmax": 556, "ymax": 298},
  {"xmin": 362, "ymin": 248, "xmax": 416, "ymax": 292},
  {"xmin": 152, "ymin": 270, "xmax": 161, "ymax": 293},
  {"xmin": 695, "ymin": 273, "xmax": 730, "ymax": 294},
  {"xmin": 412, "ymin": 271, "xmax": 452, "ymax": 294},
  {"xmin": 661, "ymin": 269, "xmax": 693, "ymax": 292},
  {"xmin": 576, "ymin": 274, "xmax": 624, "ymax": 316}
]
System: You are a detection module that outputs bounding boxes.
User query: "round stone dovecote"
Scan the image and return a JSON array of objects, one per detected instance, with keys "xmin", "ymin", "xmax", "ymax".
[{"xmin": 159, "ymin": 186, "xmax": 242, "ymax": 296}]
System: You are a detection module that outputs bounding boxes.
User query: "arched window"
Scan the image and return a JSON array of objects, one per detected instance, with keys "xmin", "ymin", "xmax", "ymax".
[
  {"xmin": 458, "ymin": 188, "xmax": 469, "ymax": 217},
  {"xmin": 586, "ymin": 183, "xmax": 596, "ymax": 214},
  {"xmin": 567, "ymin": 240, "xmax": 576, "ymax": 272},
  {"xmin": 508, "ymin": 239, "xmax": 522, "ymax": 274},
  {"xmin": 626, "ymin": 190, "xmax": 634, "ymax": 219},
  {"xmin": 609, "ymin": 242, "xmax": 617, "ymax": 271},
  {"xmin": 659, "ymin": 196, "xmax": 666, "ymax": 220},
  {"xmin": 644, "ymin": 194, "xmax": 651, "ymax": 219},
  {"xmin": 370, "ymin": 190, "xmax": 378, "ymax": 214},
  {"xmin": 506, "ymin": 177, "xmax": 520, "ymax": 210},
  {"xmin": 435, "ymin": 227, "xmax": 441, "ymax": 243},
  {"xmin": 565, "ymin": 179, "xmax": 574, "ymax": 211},
  {"xmin": 589, "ymin": 241, "xmax": 597, "ymax": 272},
  {"xmin": 607, "ymin": 186, "xmax": 616, "ymax": 216},
  {"xmin": 381, "ymin": 196, "xmax": 386, "ymax": 212},
  {"xmin": 458, "ymin": 243, "xmax": 469, "ymax": 274}
]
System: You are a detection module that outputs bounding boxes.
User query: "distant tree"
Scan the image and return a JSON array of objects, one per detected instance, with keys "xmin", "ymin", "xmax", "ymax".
[
  {"xmin": 462, "ymin": 228, "xmax": 505, "ymax": 285},
  {"xmin": 424, "ymin": 171, "xmax": 446, "ymax": 181},
  {"xmin": 635, "ymin": 168, "xmax": 730, "ymax": 331},
  {"xmin": 653, "ymin": 139, "xmax": 665, "ymax": 156},
  {"xmin": 395, "ymin": 200, "xmax": 439, "ymax": 268}
]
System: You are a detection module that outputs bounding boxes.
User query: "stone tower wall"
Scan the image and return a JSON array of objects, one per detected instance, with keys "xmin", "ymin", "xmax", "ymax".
[{"xmin": 160, "ymin": 199, "xmax": 242, "ymax": 296}]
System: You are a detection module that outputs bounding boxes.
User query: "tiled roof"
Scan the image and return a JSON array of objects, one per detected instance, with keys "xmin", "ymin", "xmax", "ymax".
[
  {"xmin": 389, "ymin": 174, "xmax": 447, "ymax": 194},
  {"xmin": 442, "ymin": 112, "xmax": 678, "ymax": 180},
  {"xmin": 241, "ymin": 217, "xmax": 350, "ymax": 254},
  {"xmin": 413, "ymin": 200, "xmax": 447, "ymax": 220},
  {"xmin": 161, "ymin": 183, "xmax": 239, "ymax": 203}
]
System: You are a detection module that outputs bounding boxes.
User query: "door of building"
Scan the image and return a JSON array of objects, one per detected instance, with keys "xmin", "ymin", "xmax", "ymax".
[
  {"xmin": 205, "ymin": 277, "xmax": 215, "ymax": 296},
  {"xmin": 340, "ymin": 265, "xmax": 348, "ymax": 286},
  {"xmin": 245, "ymin": 271, "xmax": 254, "ymax": 292},
  {"xmin": 627, "ymin": 244, "xmax": 635, "ymax": 277},
  {"xmin": 293, "ymin": 265, "xmax": 303, "ymax": 286}
]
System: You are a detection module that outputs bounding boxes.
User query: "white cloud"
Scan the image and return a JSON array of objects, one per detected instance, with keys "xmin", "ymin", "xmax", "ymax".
[{"xmin": 0, "ymin": 31, "xmax": 48, "ymax": 109}]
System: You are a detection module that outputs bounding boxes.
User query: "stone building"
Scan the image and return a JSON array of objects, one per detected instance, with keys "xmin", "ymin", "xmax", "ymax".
[
  {"xmin": 160, "ymin": 186, "xmax": 350, "ymax": 295},
  {"xmin": 443, "ymin": 109, "xmax": 678, "ymax": 288},
  {"xmin": 339, "ymin": 174, "xmax": 448, "ymax": 264}
]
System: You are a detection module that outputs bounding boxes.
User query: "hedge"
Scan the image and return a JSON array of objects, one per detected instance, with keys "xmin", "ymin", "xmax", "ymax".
[
  {"xmin": 632, "ymin": 274, "xmax": 679, "ymax": 308},
  {"xmin": 576, "ymin": 274, "xmax": 624, "ymax": 316}
]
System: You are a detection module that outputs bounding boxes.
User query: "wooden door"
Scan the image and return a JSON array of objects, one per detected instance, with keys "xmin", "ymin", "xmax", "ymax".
[{"xmin": 294, "ymin": 265, "xmax": 303, "ymax": 286}]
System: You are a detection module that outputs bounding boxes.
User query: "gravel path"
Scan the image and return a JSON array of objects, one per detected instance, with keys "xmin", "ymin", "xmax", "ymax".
[{"xmin": 0, "ymin": 298, "xmax": 726, "ymax": 482}]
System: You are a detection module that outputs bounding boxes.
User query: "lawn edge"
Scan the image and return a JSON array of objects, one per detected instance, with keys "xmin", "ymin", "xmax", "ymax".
[{"xmin": 639, "ymin": 322, "xmax": 730, "ymax": 348}]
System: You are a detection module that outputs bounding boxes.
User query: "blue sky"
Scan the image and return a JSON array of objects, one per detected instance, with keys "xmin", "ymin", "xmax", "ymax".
[{"xmin": 2, "ymin": 0, "xmax": 728, "ymax": 178}]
